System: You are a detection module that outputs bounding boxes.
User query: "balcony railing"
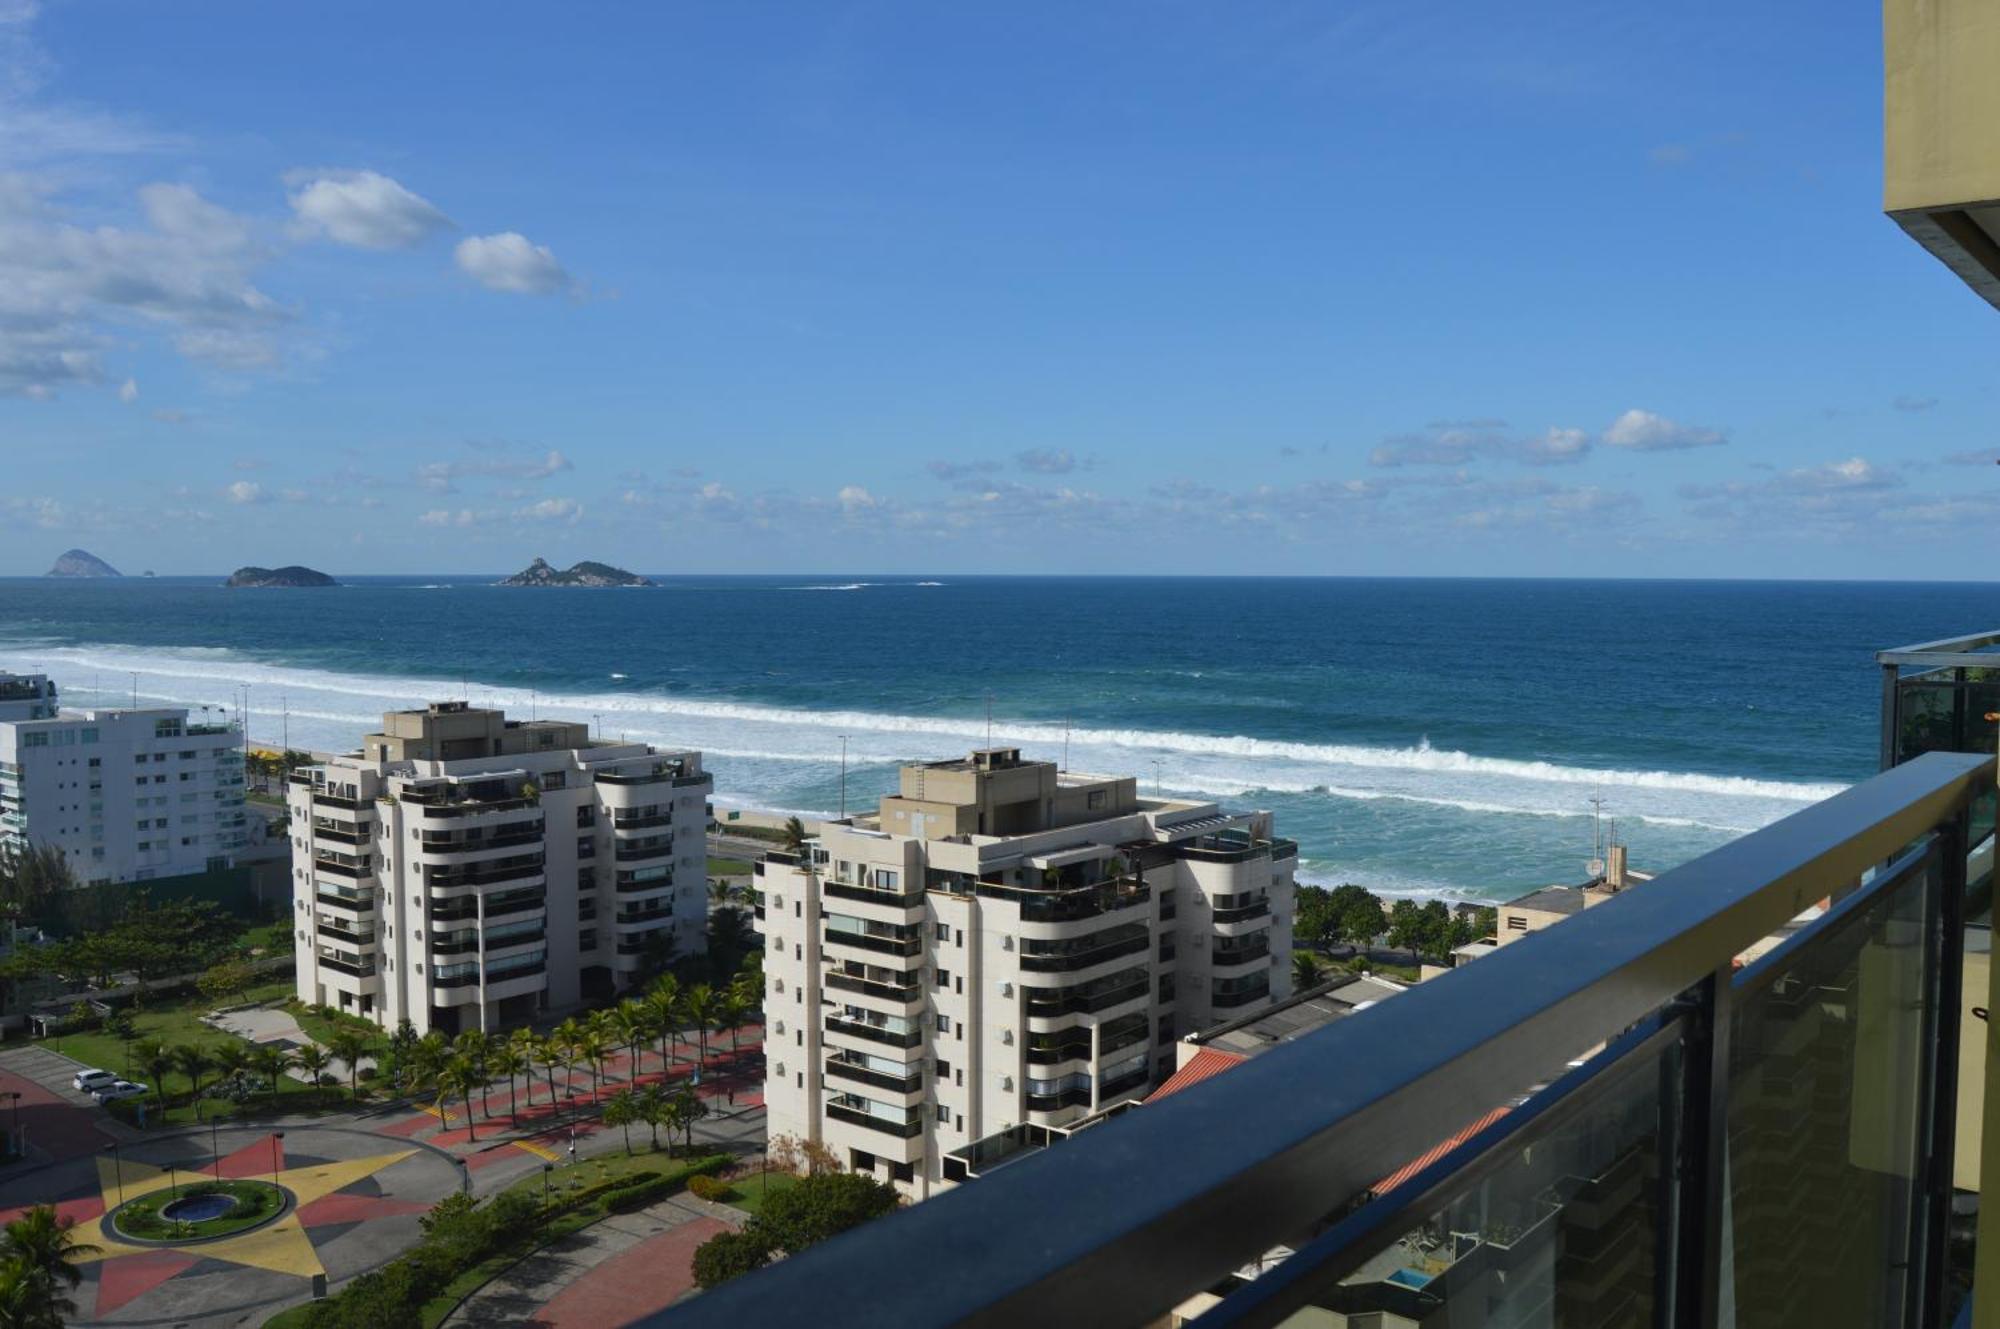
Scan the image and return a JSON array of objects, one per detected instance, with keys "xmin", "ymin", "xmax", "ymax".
[
  {"xmin": 825, "ymin": 1057, "xmax": 924, "ymax": 1095},
  {"xmin": 1212, "ymin": 895, "xmax": 1271, "ymax": 924},
  {"xmin": 825, "ymin": 971, "xmax": 923, "ymax": 1004},
  {"xmin": 824, "ymin": 880, "xmax": 927, "ymax": 909},
  {"xmin": 666, "ymin": 750, "xmax": 1993, "ymax": 1329},
  {"xmin": 825, "ymin": 1015, "xmax": 921, "ymax": 1049},
  {"xmin": 823, "ymin": 927, "xmax": 922, "ymax": 958},
  {"xmin": 1210, "ymin": 937, "xmax": 1271, "ymax": 968}
]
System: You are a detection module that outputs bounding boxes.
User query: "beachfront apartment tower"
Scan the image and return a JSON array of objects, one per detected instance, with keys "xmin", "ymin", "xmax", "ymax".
[
  {"xmin": 288, "ymin": 701, "xmax": 713, "ymax": 1035},
  {"xmin": 0, "ymin": 672, "xmax": 249, "ymax": 886},
  {"xmin": 755, "ymin": 747, "xmax": 1296, "ymax": 1199}
]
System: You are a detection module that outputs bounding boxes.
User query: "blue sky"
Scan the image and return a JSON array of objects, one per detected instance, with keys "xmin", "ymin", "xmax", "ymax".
[{"xmin": 1, "ymin": 0, "xmax": 1993, "ymax": 577}]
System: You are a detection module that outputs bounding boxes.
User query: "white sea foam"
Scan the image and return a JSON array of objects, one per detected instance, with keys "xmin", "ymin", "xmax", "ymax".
[{"xmin": 0, "ymin": 640, "xmax": 1842, "ymax": 853}]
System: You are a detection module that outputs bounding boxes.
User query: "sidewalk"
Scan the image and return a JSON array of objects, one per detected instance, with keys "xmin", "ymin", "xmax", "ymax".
[{"xmin": 441, "ymin": 1192, "xmax": 743, "ymax": 1327}]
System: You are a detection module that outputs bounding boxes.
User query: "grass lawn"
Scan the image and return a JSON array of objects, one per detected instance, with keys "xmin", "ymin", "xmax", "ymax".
[
  {"xmin": 498, "ymin": 1140, "xmax": 688, "ymax": 1202},
  {"xmin": 717, "ymin": 1167, "xmax": 799, "ymax": 1219},
  {"xmin": 706, "ymin": 856, "xmax": 753, "ymax": 876},
  {"xmin": 44, "ymin": 979, "xmax": 336, "ymax": 1127},
  {"xmin": 286, "ymin": 1000, "xmax": 380, "ymax": 1051}
]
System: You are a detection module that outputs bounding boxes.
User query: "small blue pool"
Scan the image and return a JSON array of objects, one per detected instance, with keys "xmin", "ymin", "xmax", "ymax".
[
  {"xmin": 1387, "ymin": 1267, "xmax": 1434, "ymax": 1290},
  {"xmin": 161, "ymin": 1193, "xmax": 234, "ymax": 1223}
]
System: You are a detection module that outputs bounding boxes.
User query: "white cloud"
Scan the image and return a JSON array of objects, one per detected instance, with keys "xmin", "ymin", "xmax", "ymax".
[
  {"xmin": 518, "ymin": 496, "xmax": 582, "ymax": 522},
  {"xmin": 415, "ymin": 447, "xmax": 572, "ymax": 493},
  {"xmin": 1523, "ymin": 427, "xmax": 1591, "ymax": 465},
  {"xmin": 286, "ymin": 170, "xmax": 452, "ymax": 250},
  {"xmin": 419, "ymin": 508, "xmax": 476, "ymax": 528},
  {"xmin": 117, "ymin": 377, "xmax": 137, "ymax": 403},
  {"xmin": 454, "ymin": 232, "xmax": 571, "ymax": 296},
  {"xmin": 1017, "ymin": 448, "xmax": 1079, "ymax": 474},
  {"xmin": 1601, "ymin": 408, "xmax": 1725, "ymax": 452},
  {"xmin": 837, "ymin": 485, "xmax": 877, "ymax": 515},
  {"xmin": 225, "ymin": 480, "xmax": 266, "ymax": 504}
]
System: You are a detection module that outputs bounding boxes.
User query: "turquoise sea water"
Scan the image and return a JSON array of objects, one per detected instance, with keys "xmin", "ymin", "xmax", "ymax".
[{"xmin": 2, "ymin": 575, "xmax": 1994, "ymax": 902}]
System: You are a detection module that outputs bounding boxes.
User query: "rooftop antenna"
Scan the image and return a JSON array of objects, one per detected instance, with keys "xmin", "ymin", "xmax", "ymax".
[
  {"xmin": 985, "ymin": 693, "xmax": 993, "ymax": 749},
  {"xmin": 839, "ymin": 735, "xmax": 849, "ymax": 819},
  {"xmin": 1586, "ymin": 788, "xmax": 1607, "ymax": 879},
  {"xmin": 1062, "ymin": 717, "xmax": 1071, "ymax": 773},
  {"xmin": 1149, "ymin": 759, "xmax": 1163, "ymax": 795}
]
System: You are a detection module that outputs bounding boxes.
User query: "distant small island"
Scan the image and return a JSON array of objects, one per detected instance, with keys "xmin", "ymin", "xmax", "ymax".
[
  {"xmin": 46, "ymin": 549, "xmax": 121, "ymax": 578},
  {"xmin": 497, "ymin": 558, "xmax": 653, "ymax": 588},
  {"xmin": 226, "ymin": 566, "xmax": 338, "ymax": 588}
]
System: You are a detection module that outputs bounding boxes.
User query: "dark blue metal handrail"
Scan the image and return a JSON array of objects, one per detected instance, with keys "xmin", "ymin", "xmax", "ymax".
[{"xmin": 661, "ymin": 751, "xmax": 1991, "ymax": 1329}]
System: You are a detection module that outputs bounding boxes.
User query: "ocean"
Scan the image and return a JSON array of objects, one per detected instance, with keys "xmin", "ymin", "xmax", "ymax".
[{"xmin": 2, "ymin": 575, "xmax": 1993, "ymax": 903}]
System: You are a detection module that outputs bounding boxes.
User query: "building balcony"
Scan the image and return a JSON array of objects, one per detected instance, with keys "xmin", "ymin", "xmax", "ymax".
[
  {"xmin": 1210, "ymin": 937, "xmax": 1272, "ymax": 968},
  {"xmin": 826, "ymin": 1099, "xmax": 924, "ymax": 1139},
  {"xmin": 824, "ymin": 1056, "xmax": 924, "ymax": 1096},
  {"xmin": 822, "ymin": 926, "xmax": 922, "ymax": 958},
  {"xmin": 418, "ymin": 828, "xmax": 543, "ymax": 855},
  {"xmin": 316, "ymin": 950, "xmax": 376, "ymax": 979},
  {"xmin": 1024, "ymin": 971, "xmax": 1150, "ymax": 1019},
  {"xmin": 615, "ymin": 872, "xmax": 677, "ymax": 894},
  {"xmin": 976, "ymin": 876, "xmax": 1152, "ymax": 925},
  {"xmin": 1209, "ymin": 977, "xmax": 1270, "ymax": 1009},
  {"xmin": 663, "ymin": 750, "xmax": 1996, "ymax": 1329},
  {"xmin": 416, "ymin": 796, "xmax": 540, "ymax": 821},
  {"xmin": 311, "ymin": 856, "xmax": 372, "ymax": 879},
  {"xmin": 612, "ymin": 811, "xmax": 674, "ymax": 831},
  {"xmin": 425, "ymin": 857, "xmax": 545, "ymax": 890},
  {"xmin": 310, "ymin": 791, "xmax": 370, "ymax": 812},
  {"xmin": 314, "ymin": 888, "xmax": 373, "ymax": 914},
  {"xmin": 825, "ymin": 970, "xmax": 924, "ymax": 1006},
  {"xmin": 311, "ymin": 822, "xmax": 370, "ymax": 846},
  {"xmin": 1019, "ymin": 927, "xmax": 1150, "ymax": 974},
  {"xmin": 613, "ymin": 839, "xmax": 676, "ymax": 862},
  {"xmin": 1211, "ymin": 895, "xmax": 1271, "ymax": 925},
  {"xmin": 825, "ymin": 1015, "xmax": 921, "ymax": 1050},
  {"xmin": 315, "ymin": 919, "xmax": 375, "ymax": 947},
  {"xmin": 823, "ymin": 880, "xmax": 927, "ymax": 910},
  {"xmin": 431, "ymin": 932, "xmax": 479, "ymax": 957}
]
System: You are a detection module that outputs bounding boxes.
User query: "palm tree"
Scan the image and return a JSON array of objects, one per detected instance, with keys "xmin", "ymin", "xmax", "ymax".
[
  {"xmin": 324, "ymin": 1029, "xmax": 373, "ymax": 1102},
  {"xmin": 573, "ymin": 1027, "xmax": 610, "ymax": 1106},
  {"xmin": 536, "ymin": 1032, "xmax": 566, "ymax": 1112},
  {"xmin": 508, "ymin": 1028, "xmax": 544, "ymax": 1112},
  {"xmin": 551, "ymin": 1020, "xmax": 585, "ymax": 1110},
  {"xmin": 602, "ymin": 1087, "xmax": 639, "ymax": 1156},
  {"xmin": 636, "ymin": 1083, "xmax": 667, "ymax": 1153},
  {"xmin": 716, "ymin": 992, "xmax": 750, "ymax": 1065},
  {"xmin": 454, "ymin": 1030, "xmax": 494, "ymax": 1117},
  {"xmin": 211, "ymin": 1040, "xmax": 250, "ymax": 1090},
  {"xmin": 780, "ymin": 816, "xmax": 808, "ymax": 857},
  {"xmin": 683, "ymin": 984, "xmax": 719, "ymax": 1076},
  {"xmin": 247, "ymin": 1044, "xmax": 288, "ymax": 1098},
  {"xmin": 133, "ymin": 1040, "xmax": 173, "ymax": 1116},
  {"xmin": 436, "ymin": 1057, "xmax": 479, "ymax": 1142},
  {"xmin": 1292, "ymin": 951, "xmax": 1323, "ymax": 990},
  {"xmin": 644, "ymin": 977, "xmax": 682, "ymax": 1068},
  {"xmin": 0, "ymin": 1204, "xmax": 97, "ymax": 1325},
  {"xmin": 169, "ymin": 1044, "xmax": 213, "ymax": 1109},
  {"xmin": 407, "ymin": 1031, "xmax": 451, "ymax": 1095},
  {"xmin": 291, "ymin": 1045, "xmax": 333, "ymax": 1100},
  {"xmin": 611, "ymin": 1001, "xmax": 650, "ymax": 1079},
  {"xmin": 490, "ymin": 1046, "xmax": 528, "ymax": 1123}
]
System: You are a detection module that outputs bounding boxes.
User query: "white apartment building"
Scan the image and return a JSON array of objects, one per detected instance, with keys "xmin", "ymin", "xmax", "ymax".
[
  {"xmin": 757, "ymin": 747, "xmax": 1295, "ymax": 1199},
  {"xmin": 288, "ymin": 701, "xmax": 712, "ymax": 1035},
  {"xmin": 0, "ymin": 672, "xmax": 249, "ymax": 886}
]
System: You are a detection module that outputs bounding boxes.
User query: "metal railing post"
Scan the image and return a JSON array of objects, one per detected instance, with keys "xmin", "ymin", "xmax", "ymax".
[
  {"xmin": 1673, "ymin": 965, "xmax": 1734, "ymax": 1329},
  {"xmin": 1919, "ymin": 815, "xmax": 1969, "ymax": 1326}
]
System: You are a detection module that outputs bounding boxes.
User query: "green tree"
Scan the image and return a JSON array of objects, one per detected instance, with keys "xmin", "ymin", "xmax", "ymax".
[
  {"xmin": 1291, "ymin": 884, "xmax": 1336, "ymax": 949},
  {"xmin": 575, "ymin": 1023, "xmax": 611, "ymax": 1105},
  {"xmin": 684, "ymin": 984, "xmax": 718, "ymax": 1075},
  {"xmin": 0, "ymin": 1203, "xmax": 98, "ymax": 1325},
  {"xmin": 1291, "ymin": 951, "xmax": 1322, "ymax": 990},
  {"xmin": 169, "ymin": 1044, "xmax": 213, "ymax": 1108},
  {"xmin": 210, "ymin": 1040, "xmax": 250, "ymax": 1089},
  {"xmin": 635, "ymin": 1082, "xmax": 667, "ymax": 1152},
  {"xmin": 0, "ymin": 843, "xmax": 75, "ymax": 923},
  {"xmin": 508, "ymin": 1028, "xmax": 544, "ymax": 1112},
  {"xmin": 1384, "ymin": 899, "xmax": 1423, "ymax": 956},
  {"xmin": 489, "ymin": 1045, "xmax": 528, "ymax": 1122},
  {"xmin": 1329, "ymin": 884, "xmax": 1386, "ymax": 949},
  {"xmin": 133, "ymin": 1040, "xmax": 173, "ymax": 1115},
  {"xmin": 691, "ymin": 1229, "xmax": 773, "ymax": 1289},
  {"xmin": 325, "ymin": 1029, "xmax": 373, "ymax": 1102},
  {"xmin": 436, "ymin": 1057, "xmax": 480, "ymax": 1143},
  {"xmin": 248, "ymin": 1044, "xmax": 289, "ymax": 1097},
  {"xmin": 644, "ymin": 977, "xmax": 683, "ymax": 1068},
  {"xmin": 1416, "ymin": 899, "xmax": 1453, "ymax": 962},
  {"xmin": 291, "ymin": 1044, "xmax": 333, "ymax": 1098},
  {"xmin": 196, "ymin": 959, "xmax": 256, "ymax": 1005},
  {"xmin": 752, "ymin": 1171, "xmax": 900, "ymax": 1253},
  {"xmin": 454, "ymin": 1030, "xmax": 494, "ymax": 1118},
  {"xmin": 602, "ymin": 1087, "xmax": 639, "ymax": 1155},
  {"xmin": 780, "ymin": 816, "xmax": 808, "ymax": 857},
  {"xmin": 611, "ymin": 1000, "xmax": 650, "ymax": 1077}
]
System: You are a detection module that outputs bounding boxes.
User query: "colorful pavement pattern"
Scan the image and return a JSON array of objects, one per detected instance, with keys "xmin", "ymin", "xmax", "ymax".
[{"xmin": 0, "ymin": 1028, "xmax": 763, "ymax": 1325}]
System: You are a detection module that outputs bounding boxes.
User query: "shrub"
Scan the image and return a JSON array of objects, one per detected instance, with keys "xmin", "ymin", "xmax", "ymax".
[
  {"xmin": 691, "ymin": 1229, "xmax": 772, "ymax": 1289},
  {"xmin": 686, "ymin": 1174, "xmax": 730, "ymax": 1202}
]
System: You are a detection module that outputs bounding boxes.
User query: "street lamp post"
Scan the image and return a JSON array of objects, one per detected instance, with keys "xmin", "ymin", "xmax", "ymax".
[
  {"xmin": 167, "ymin": 1161, "xmax": 179, "ymax": 1202},
  {"xmin": 542, "ymin": 1162, "xmax": 553, "ymax": 1205},
  {"xmin": 270, "ymin": 1131, "xmax": 285, "ymax": 1192},
  {"xmin": 209, "ymin": 1117, "xmax": 221, "ymax": 1175},
  {"xmin": 105, "ymin": 1143, "xmax": 124, "ymax": 1208}
]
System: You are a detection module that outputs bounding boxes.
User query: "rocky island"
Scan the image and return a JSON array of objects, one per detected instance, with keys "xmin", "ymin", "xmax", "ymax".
[
  {"xmin": 46, "ymin": 549, "xmax": 121, "ymax": 578},
  {"xmin": 225, "ymin": 565, "xmax": 338, "ymax": 588},
  {"xmin": 497, "ymin": 558, "xmax": 653, "ymax": 588}
]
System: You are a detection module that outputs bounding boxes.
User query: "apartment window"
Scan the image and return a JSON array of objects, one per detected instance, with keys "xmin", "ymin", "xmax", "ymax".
[
  {"xmin": 577, "ymin": 836, "xmax": 595, "ymax": 859},
  {"xmin": 936, "ymin": 1103, "xmax": 951, "ymax": 1124},
  {"xmin": 1159, "ymin": 974, "xmax": 1176, "ymax": 1002},
  {"xmin": 576, "ymin": 806, "xmax": 595, "ymax": 828},
  {"xmin": 935, "ymin": 921, "xmax": 951, "ymax": 942},
  {"xmin": 1087, "ymin": 790, "xmax": 1106, "ymax": 810},
  {"xmin": 542, "ymin": 771, "xmax": 566, "ymax": 791},
  {"xmin": 876, "ymin": 869, "xmax": 899, "ymax": 890},
  {"xmin": 934, "ymin": 968, "xmax": 951, "ymax": 990},
  {"xmin": 849, "ymin": 1149, "xmax": 875, "ymax": 1173},
  {"xmin": 80, "ymin": 729, "xmax": 97, "ymax": 744},
  {"xmin": 19, "ymin": 733, "xmax": 46, "ymax": 749},
  {"xmin": 935, "ymin": 1014, "xmax": 952, "ymax": 1035},
  {"xmin": 935, "ymin": 1059, "xmax": 950, "ymax": 1080},
  {"xmin": 1157, "ymin": 1015, "xmax": 1175, "ymax": 1046}
]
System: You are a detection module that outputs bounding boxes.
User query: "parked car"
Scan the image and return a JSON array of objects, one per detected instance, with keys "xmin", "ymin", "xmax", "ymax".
[
  {"xmin": 91, "ymin": 1081, "xmax": 148, "ymax": 1103},
  {"xmin": 72, "ymin": 1068, "xmax": 116, "ymax": 1094}
]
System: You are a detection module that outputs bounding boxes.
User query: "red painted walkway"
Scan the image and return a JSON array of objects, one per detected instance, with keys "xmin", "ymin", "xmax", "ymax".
[{"xmin": 530, "ymin": 1216, "xmax": 729, "ymax": 1328}]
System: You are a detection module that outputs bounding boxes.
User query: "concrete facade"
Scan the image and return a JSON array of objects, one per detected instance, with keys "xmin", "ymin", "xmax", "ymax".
[
  {"xmin": 756, "ymin": 747, "xmax": 1295, "ymax": 1199},
  {"xmin": 0, "ymin": 672, "xmax": 249, "ymax": 886},
  {"xmin": 288, "ymin": 701, "xmax": 712, "ymax": 1035},
  {"xmin": 1884, "ymin": 0, "xmax": 2000, "ymax": 309}
]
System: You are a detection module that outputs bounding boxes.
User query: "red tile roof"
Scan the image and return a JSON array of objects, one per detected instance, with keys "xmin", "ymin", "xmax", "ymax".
[
  {"xmin": 1370, "ymin": 1105, "xmax": 1512, "ymax": 1194},
  {"xmin": 1145, "ymin": 1047, "xmax": 1249, "ymax": 1102}
]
